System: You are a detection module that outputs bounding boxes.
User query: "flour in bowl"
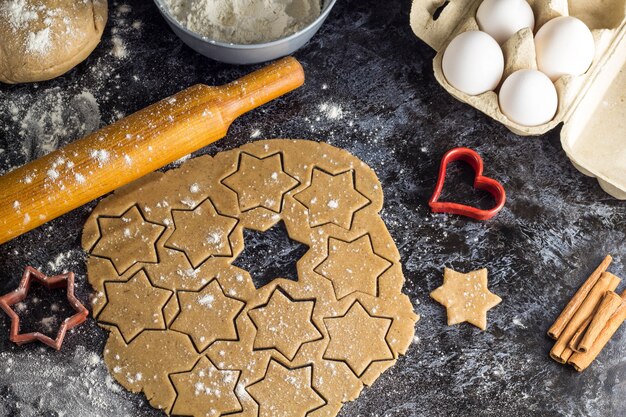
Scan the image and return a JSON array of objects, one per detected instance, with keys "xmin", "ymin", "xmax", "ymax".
[{"xmin": 163, "ymin": 0, "xmax": 322, "ymax": 44}]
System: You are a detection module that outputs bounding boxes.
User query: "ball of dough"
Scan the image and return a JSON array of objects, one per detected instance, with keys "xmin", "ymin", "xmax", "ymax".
[{"xmin": 0, "ymin": 0, "xmax": 108, "ymax": 84}]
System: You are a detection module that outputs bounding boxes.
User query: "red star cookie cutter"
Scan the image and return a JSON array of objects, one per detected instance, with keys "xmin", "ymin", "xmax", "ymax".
[
  {"xmin": 429, "ymin": 147, "xmax": 506, "ymax": 221},
  {"xmin": 0, "ymin": 267, "xmax": 89, "ymax": 350}
]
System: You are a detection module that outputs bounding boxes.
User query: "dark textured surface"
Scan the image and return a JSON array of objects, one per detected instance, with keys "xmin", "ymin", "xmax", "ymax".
[
  {"xmin": 1, "ymin": 1, "xmax": 625, "ymax": 416},
  {"xmin": 233, "ymin": 221, "xmax": 309, "ymax": 289}
]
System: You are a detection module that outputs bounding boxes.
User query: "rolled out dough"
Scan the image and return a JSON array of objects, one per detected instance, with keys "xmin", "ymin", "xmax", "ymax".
[{"xmin": 82, "ymin": 139, "xmax": 419, "ymax": 416}]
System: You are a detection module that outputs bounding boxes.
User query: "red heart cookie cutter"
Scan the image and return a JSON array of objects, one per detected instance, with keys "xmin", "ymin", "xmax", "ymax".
[{"xmin": 429, "ymin": 147, "xmax": 506, "ymax": 221}]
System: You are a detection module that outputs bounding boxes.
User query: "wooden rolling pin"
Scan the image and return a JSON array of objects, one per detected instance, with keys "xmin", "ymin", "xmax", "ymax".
[{"xmin": 0, "ymin": 57, "xmax": 305, "ymax": 245}]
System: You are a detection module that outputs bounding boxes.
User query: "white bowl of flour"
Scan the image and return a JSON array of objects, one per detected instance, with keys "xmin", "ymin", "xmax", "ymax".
[{"xmin": 154, "ymin": 0, "xmax": 337, "ymax": 64}]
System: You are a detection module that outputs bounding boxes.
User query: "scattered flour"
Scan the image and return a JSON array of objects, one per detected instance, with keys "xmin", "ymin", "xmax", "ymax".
[
  {"xmin": 26, "ymin": 28, "xmax": 51, "ymax": 55},
  {"xmin": 46, "ymin": 168, "xmax": 59, "ymax": 180},
  {"xmin": 90, "ymin": 149, "xmax": 110, "ymax": 166},
  {"xmin": 512, "ymin": 317, "xmax": 527, "ymax": 329},
  {"xmin": 0, "ymin": 346, "xmax": 141, "ymax": 416},
  {"xmin": 2, "ymin": 88, "xmax": 101, "ymax": 164},
  {"xmin": 111, "ymin": 36, "xmax": 128, "ymax": 59},
  {"xmin": 1, "ymin": 0, "xmax": 38, "ymax": 29},
  {"xmin": 319, "ymin": 102, "xmax": 344, "ymax": 120},
  {"xmin": 0, "ymin": 1, "xmax": 72, "ymax": 56},
  {"xmin": 46, "ymin": 249, "xmax": 83, "ymax": 272},
  {"xmin": 163, "ymin": 0, "xmax": 322, "ymax": 44},
  {"xmin": 199, "ymin": 294, "xmax": 215, "ymax": 308},
  {"xmin": 117, "ymin": 4, "xmax": 132, "ymax": 14}
]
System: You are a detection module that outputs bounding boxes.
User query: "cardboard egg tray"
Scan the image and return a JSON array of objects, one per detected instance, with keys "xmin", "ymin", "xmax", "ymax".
[{"xmin": 410, "ymin": 0, "xmax": 626, "ymax": 199}]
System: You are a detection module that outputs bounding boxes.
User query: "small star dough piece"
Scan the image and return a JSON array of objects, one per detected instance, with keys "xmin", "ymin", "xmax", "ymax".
[
  {"xmin": 0, "ymin": 0, "xmax": 108, "ymax": 84},
  {"xmin": 92, "ymin": 206, "xmax": 165, "ymax": 274},
  {"xmin": 171, "ymin": 280, "xmax": 244, "ymax": 351},
  {"xmin": 165, "ymin": 198, "xmax": 239, "ymax": 267},
  {"xmin": 247, "ymin": 360, "xmax": 325, "ymax": 417},
  {"xmin": 295, "ymin": 168, "xmax": 369, "ymax": 229},
  {"xmin": 99, "ymin": 271, "xmax": 172, "ymax": 341},
  {"xmin": 324, "ymin": 302, "xmax": 394, "ymax": 376},
  {"xmin": 222, "ymin": 153, "xmax": 299, "ymax": 212},
  {"xmin": 430, "ymin": 268, "xmax": 502, "ymax": 330},
  {"xmin": 249, "ymin": 289, "xmax": 321, "ymax": 360},
  {"xmin": 170, "ymin": 357, "xmax": 242, "ymax": 417},
  {"xmin": 316, "ymin": 235, "xmax": 390, "ymax": 299}
]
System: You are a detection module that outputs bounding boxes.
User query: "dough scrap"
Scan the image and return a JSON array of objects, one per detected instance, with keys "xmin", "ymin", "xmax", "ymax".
[
  {"xmin": 83, "ymin": 139, "xmax": 418, "ymax": 416},
  {"xmin": 0, "ymin": 0, "xmax": 108, "ymax": 84},
  {"xmin": 430, "ymin": 267, "xmax": 502, "ymax": 330}
]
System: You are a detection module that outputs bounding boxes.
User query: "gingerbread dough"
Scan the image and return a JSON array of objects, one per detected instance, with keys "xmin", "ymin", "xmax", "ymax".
[
  {"xmin": 430, "ymin": 267, "xmax": 502, "ymax": 330},
  {"xmin": 82, "ymin": 140, "xmax": 418, "ymax": 416},
  {"xmin": 0, "ymin": 0, "xmax": 108, "ymax": 84}
]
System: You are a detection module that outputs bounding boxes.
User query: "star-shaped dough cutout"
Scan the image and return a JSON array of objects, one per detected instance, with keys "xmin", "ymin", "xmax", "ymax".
[
  {"xmin": 294, "ymin": 168, "xmax": 370, "ymax": 229},
  {"xmin": 315, "ymin": 235, "xmax": 391, "ymax": 299},
  {"xmin": 99, "ymin": 270, "xmax": 172, "ymax": 341},
  {"xmin": 170, "ymin": 356, "xmax": 241, "ymax": 417},
  {"xmin": 91, "ymin": 206, "xmax": 165, "ymax": 274},
  {"xmin": 165, "ymin": 198, "xmax": 239, "ymax": 268},
  {"xmin": 222, "ymin": 153, "xmax": 299, "ymax": 212},
  {"xmin": 248, "ymin": 289, "xmax": 321, "ymax": 360},
  {"xmin": 323, "ymin": 302, "xmax": 393, "ymax": 376},
  {"xmin": 171, "ymin": 280, "xmax": 244, "ymax": 351},
  {"xmin": 430, "ymin": 268, "xmax": 502, "ymax": 330},
  {"xmin": 247, "ymin": 361, "xmax": 325, "ymax": 417}
]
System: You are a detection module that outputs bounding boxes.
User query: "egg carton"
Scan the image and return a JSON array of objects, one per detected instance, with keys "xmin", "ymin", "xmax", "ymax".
[{"xmin": 410, "ymin": 0, "xmax": 626, "ymax": 199}]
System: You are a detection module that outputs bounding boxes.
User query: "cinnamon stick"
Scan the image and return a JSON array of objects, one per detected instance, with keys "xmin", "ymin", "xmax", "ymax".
[
  {"xmin": 568, "ymin": 315, "xmax": 592, "ymax": 352},
  {"xmin": 578, "ymin": 291, "xmax": 623, "ymax": 353},
  {"xmin": 550, "ymin": 272, "xmax": 620, "ymax": 363},
  {"xmin": 548, "ymin": 255, "xmax": 612, "ymax": 340},
  {"xmin": 568, "ymin": 290, "xmax": 626, "ymax": 372},
  {"xmin": 568, "ymin": 290, "xmax": 622, "ymax": 352}
]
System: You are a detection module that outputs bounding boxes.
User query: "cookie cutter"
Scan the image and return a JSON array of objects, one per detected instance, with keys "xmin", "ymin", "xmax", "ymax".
[
  {"xmin": 0, "ymin": 266, "xmax": 89, "ymax": 350},
  {"xmin": 429, "ymin": 147, "xmax": 506, "ymax": 221}
]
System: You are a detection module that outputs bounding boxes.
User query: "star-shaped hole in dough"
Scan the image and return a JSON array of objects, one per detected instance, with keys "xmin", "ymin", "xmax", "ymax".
[
  {"xmin": 171, "ymin": 280, "xmax": 245, "ymax": 352},
  {"xmin": 222, "ymin": 152, "xmax": 300, "ymax": 213},
  {"xmin": 246, "ymin": 360, "xmax": 326, "ymax": 417},
  {"xmin": 315, "ymin": 235, "xmax": 391, "ymax": 299},
  {"xmin": 165, "ymin": 198, "xmax": 239, "ymax": 268},
  {"xmin": 430, "ymin": 267, "xmax": 502, "ymax": 331},
  {"xmin": 232, "ymin": 221, "xmax": 309, "ymax": 290},
  {"xmin": 170, "ymin": 356, "xmax": 241, "ymax": 417},
  {"xmin": 91, "ymin": 206, "xmax": 165, "ymax": 274},
  {"xmin": 294, "ymin": 168, "xmax": 370, "ymax": 229},
  {"xmin": 99, "ymin": 270, "xmax": 172, "ymax": 342},
  {"xmin": 323, "ymin": 302, "xmax": 394, "ymax": 377},
  {"xmin": 248, "ymin": 288, "xmax": 322, "ymax": 360}
]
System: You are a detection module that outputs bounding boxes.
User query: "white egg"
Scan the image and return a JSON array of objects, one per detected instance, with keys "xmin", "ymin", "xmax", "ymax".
[
  {"xmin": 476, "ymin": 0, "xmax": 535, "ymax": 44},
  {"xmin": 535, "ymin": 16, "xmax": 595, "ymax": 81},
  {"xmin": 498, "ymin": 69, "xmax": 558, "ymax": 126},
  {"xmin": 442, "ymin": 31, "xmax": 504, "ymax": 96}
]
